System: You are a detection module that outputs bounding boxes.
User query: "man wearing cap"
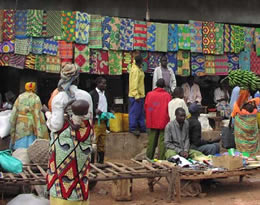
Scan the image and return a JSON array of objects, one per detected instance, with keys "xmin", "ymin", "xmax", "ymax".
[{"xmin": 188, "ymin": 103, "xmax": 220, "ymax": 155}]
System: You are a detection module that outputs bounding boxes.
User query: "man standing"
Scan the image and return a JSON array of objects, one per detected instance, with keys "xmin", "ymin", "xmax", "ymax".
[
  {"xmin": 145, "ymin": 79, "xmax": 171, "ymax": 160},
  {"xmin": 164, "ymin": 108, "xmax": 204, "ymax": 159},
  {"xmin": 152, "ymin": 55, "xmax": 176, "ymax": 93},
  {"xmin": 188, "ymin": 103, "xmax": 220, "ymax": 155},
  {"xmin": 128, "ymin": 55, "xmax": 146, "ymax": 136},
  {"xmin": 90, "ymin": 77, "xmax": 110, "ymax": 164},
  {"xmin": 182, "ymin": 76, "xmax": 202, "ymax": 105}
]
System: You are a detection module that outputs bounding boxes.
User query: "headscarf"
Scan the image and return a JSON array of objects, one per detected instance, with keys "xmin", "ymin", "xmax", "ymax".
[
  {"xmin": 25, "ymin": 82, "xmax": 36, "ymax": 92},
  {"xmin": 57, "ymin": 63, "xmax": 80, "ymax": 98}
]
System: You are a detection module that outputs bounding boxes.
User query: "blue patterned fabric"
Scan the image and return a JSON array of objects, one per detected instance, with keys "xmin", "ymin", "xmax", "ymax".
[
  {"xmin": 147, "ymin": 22, "xmax": 156, "ymax": 51},
  {"xmin": 119, "ymin": 18, "xmax": 134, "ymax": 51},
  {"xmin": 168, "ymin": 24, "xmax": 178, "ymax": 51},
  {"xmin": 42, "ymin": 38, "xmax": 58, "ymax": 55},
  {"xmin": 227, "ymin": 53, "xmax": 239, "ymax": 70},
  {"xmin": 15, "ymin": 10, "xmax": 28, "ymax": 38},
  {"xmin": 167, "ymin": 52, "xmax": 177, "ymax": 73},
  {"xmin": 31, "ymin": 38, "xmax": 44, "ymax": 54},
  {"xmin": 102, "ymin": 16, "xmax": 111, "ymax": 50},
  {"xmin": 239, "ymin": 51, "xmax": 250, "ymax": 71},
  {"xmin": 191, "ymin": 53, "xmax": 205, "ymax": 76},
  {"xmin": 75, "ymin": 11, "xmax": 90, "ymax": 44}
]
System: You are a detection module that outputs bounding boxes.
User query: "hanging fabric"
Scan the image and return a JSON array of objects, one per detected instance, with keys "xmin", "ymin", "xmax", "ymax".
[
  {"xmin": 205, "ymin": 55, "xmax": 215, "ymax": 75},
  {"xmin": 31, "ymin": 38, "xmax": 44, "ymax": 55},
  {"xmin": 108, "ymin": 50, "xmax": 122, "ymax": 75},
  {"xmin": 214, "ymin": 55, "xmax": 228, "ymax": 75},
  {"xmin": 227, "ymin": 53, "xmax": 239, "ymax": 70},
  {"xmin": 239, "ymin": 51, "xmax": 250, "ymax": 71},
  {"xmin": 109, "ymin": 17, "xmax": 121, "ymax": 50},
  {"xmin": 96, "ymin": 50, "xmax": 109, "ymax": 74},
  {"xmin": 3, "ymin": 9, "xmax": 15, "ymax": 41},
  {"xmin": 101, "ymin": 16, "xmax": 111, "ymax": 50},
  {"xmin": 189, "ymin": 20, "xmax": 202, "ymax": 53},
  {"xmin": 15, "ymin": 38, "xmax": 31, "ymax": 55},
  {"xmin": 178, "ymin": 24, "xmax": 190, "ymax": 50},
  {"xmin": 214, "ymin": 23, "xmax": 224, "ymax": 55},
  {"xmin": 26, "ymin": 10, "xmax": 44, "ymax": 37},
  {"xmin": 74, "ymin": 44, "xmax": 90, "ymax": 73},
  {"xmin": 167, "ymin": 52, "xmax": 177, "ymax": 74},
  {"xmin": 177, "ymin": 50, "xmax": 190, "ymax": 76},
  {"xmin": 0, "ymin": 54, "xmax": 12, "ymax": 66},
  {"xmin": 154, "ymin": 23, "xmax": 168, "ymax": 52},
  {"xmin": 148, "ymin": 52, "xmax": 164, "ymax": 73},
  {"xmin": 41, "ymin": 10, "xmax": 48, "ymax": 37},
  {"xmin": 141, "ymin": 51, "xmax": 149, "ymax": 72},
  {"xmin": 250, "ymin": 51, "xmax": 260, "ymax": 75},
  {"xmin": 58, "ymin": 41, "xmax": 73, "ymax": 60},
  {"xmin": 147, "ymin": 22, "xmax": 156, "ymax": 51},
  {"xmin": 191, "ymin": 53, "xmax": 205, "ymax": 76},
  {"xmin": 133, "ymin": 20, "xmax": 147, "ymax": 50},
  {"xmin": 75, "ymin": 12, "xmax": 90, "ymax": 44},
  {"xmin": 120, "ymin": 18, "xmax": 134, "ymax": 51},
  {"xmin": 122, "ymin": 51, "xmax": 133, "ymax": 73},
  {"xmin": 46, "ymin": 55, "xmax": 61, "ymax": 73},
  {"xmin": 61, "ymin": 11, "xmax": 76, "ymax": 42},
  {"xmin": 42, "ymin": 38, "xmax": 58, "ymax": 55},
  {"xmin": 167, "ymin": 24, "xmax": 178, "ymax": 52},
  {"xmin": 35, "ymin": 55, "xmax": 46, "ymax": 71},
  {"xmin": 89, "ymin": 15, "xmax": 102, "ymax": 49},
  {"xmin": 202, "ymin": 21, "xmax": 215, "ymax": 54},
  {"xmin": 15, "ymin": 10, "xmax": 28, "ymax": 38},
  {"xmin": 232, "ymin": 25, "xmax": 244, "ymax": 53},
  {"xmin": 0, "ymin": 10, "xmax": 4, "ymax": 42},
  {"xmin": 25, "ymin": 54, "xmax": 36, "ymax": 70},
  {"xmin": 0, "ymin": 40, "xmax": 14, "ymax": 53},
  {"xmin": 46, "ymin": 11, "xmax": 62, "ymax": 37},
  {"xmin": 224, "ymin": 24, "xmax": 232, "ymax": 53},
  {"xmin": 244, "ymin": 27, "xmax": 255, "ymax": 52},
  {"xmin": 255, "ymin": 28, "xmax": 260, "ymax": 56},
  {"xmin": 9, "ymin": 54, "xmax": 26, "ymax": 69}
]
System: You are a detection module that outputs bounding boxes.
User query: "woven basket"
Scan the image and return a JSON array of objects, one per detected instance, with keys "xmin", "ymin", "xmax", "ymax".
[{"xmin": 27, "ymin": 139, "xmax": 49, "ymax": 165}]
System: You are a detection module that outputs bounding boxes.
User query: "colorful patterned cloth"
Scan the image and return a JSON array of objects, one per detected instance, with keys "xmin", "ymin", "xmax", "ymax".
[
  {"xmin": 108, "ymin": 50, "xmax": 122, "ymax": 75},
  {"xmin": 41, "ymin": 10, "xmax": 47, "ymax": 37},
  {"xmin": 147, "ymin": 22, "xmax": 156, "ymax": 51},
  {"xmin": 141, "ymin": 51, "xmax": 149, "ymax": 72},
  {"xmin": 167, "ymin": 52, "xmax": 177, "ymax": 73},
  {"xmin": 155, "ymin": 23, "xmax": 168, "ymax": 52},
  {"xmin": 31, "ymin": 38, "xmax": 44, "ymax": 54},
  {"xmin": 26, "ymin": 10, "xmax": 43, "ymax": 37},
  {"xmin": 214, "ymin": 23, "xmax": 224, "ymax": 55},
  {"xmin": 43, "ymin": 38, "xmax": 58, "ymax": 55},
  {"xmin": 189, "ymin": 20, "xmax": 202, "ymax": 53},
  {"xmin": 15, "ymin": 38, "xmax": 31, "ymax": 55},
  {"xmin": 35, "ymin": 55, "xmax": 46, "ymax": 71},
  {"xmin": 46, "ymin": 11, "xmax": 62, "ymax": 37},
  {"xmin": 47, "ymin": 121, "xmax": 92, "ymax": 203},
  {"xmin": 15, "ymin": 10, "xmax": 28, "ymax": 38},
  {"xmin": 75, "ymin": 12, "xmax": 90, "ymax": 44},
  {"xmin": 202, "ymin": 22, "xmax": 215, "ymax": 54},
  {"xmin": 120, "ymin": 18, "xmax": 134, "ymax": 51},
  {"xmin": 102, "ymin": 16, "xmax": 111, "ymax": 50},
  {"xmin": 46, "ymin": 55, "xmax": 61, "ymax": 73},
  {"xmin": 89, "ymin": 15, "xmax": 102, "ymax": 49},
  {"xmin": 89, "ymin": 49, "xmax": 97, "ymax": 74},
  {"xmin": 74, "ymin": 44, "xmax": 90, "ymax": 73},
  {"xmin": 122, "ymin": 51, "xmax": 133, "ymax": 73},
  {"xmin": 148, "ymin": 52, "xmax": 163, "ymax": 73},
  {"xmin": 9, "ymin": 54, "xmax": 26, "ymax": 69},
  {"xmin": 191, "ymin": 53, "xmax": 205, "ymax": 76},
  {"xmin": 255, "ymin": 28, "xmax": 260, "ymax": 56},
  {"xmin": 178, "ymin": 24, "xmax": 190, "ymax": 50},
  {"xmin": 58, "ymin": 41, "xmax": 73, "ymax": 59},
  {"xmin": 109, "ymin": 17, "xmax": 121, "ymax": 50},
  {"xmin": 168, "ymin": 24, "xmax": 178, "ymax": 52},
  {"xmin": 244, "ymin": 27, "xmax": 255, "ymax": 52},
  {"xmin": 232, "ymin": 25, "xmax": 244, "ymax": 53},
  {"xmin": 133, "ymin": 21, "xmax": 147, "ymax": 50},
  {"xmin": 205, "ymin": 55, "xmax": 215, "ymax": 75},
  {"xmin": 227, "ymin": 53, "xmax": 239, "ymax": 70},
  {"xmin": 25, "ymin": 54, "xmax": 36, "ymax": 69},
  {"xmin": 250, "ymin": 51, "xmax": 260, "ymax": 75},
  {"xmin": 214, "ymin": 55, "xmax": 228, "ymax": 75},
  {"xmin": 62, "ymin": 11, "xmax": 76, "ymax": 42},
  {"xmin": 0, "ymin": 10, "xmax": 4, "ymax": 42},
  {"xmin": 0, "ymin": 54, "xmax": 12, "ymax": 66},
  {"xmin": 0, "ymin": 40, "xmax": 14, "ymax": 53},
  {"xmin": 224, "ymin": 24, "xmax": 232, "ymax": 53},
  {"xmin": 3, "ymin": 9, "xmax": 15, "ymax": 41},
  {"xmin": 177, "ymin": 50, "xmax": 190, "ymax": 76},
  {"xmin": 96, "ymin": 50, "xmax": 109, "ymax": 74},
  {"xmin": 239, "ymin": 51, "xmax": 250, "ymax": 71}
]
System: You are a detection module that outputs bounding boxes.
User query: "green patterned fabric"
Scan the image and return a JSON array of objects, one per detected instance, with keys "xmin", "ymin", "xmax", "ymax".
[
  {"xmin": 231, "ymin": 25, "xmax": 244, "ymax": 53},
  {"xmin": 205, "ymin": 55, "xmax": 215, "ymax": 75},
  {"xmin": 89, "ymin": 15, "xmax": 102, "ymax": 49},
  {"xmin": 62, "ymin": 11, "xmax": 76, "ymax": 42},
  {"xmin": 108, "ymin": 50, "xmax": 122, "ymax": 75},
  {"xmin": 15, "ymin": 38, "xmax": 31, "ymax": 55},
  {"xmin": 155, "ymin": 23, "xmax": 168, "ymax": 52},
  {"xmin": 26, "ymin": 10, "xmax": 44, "ymax": 37},
  {"xmin": 46, "ymin": 10, "xmax": 62, "ymax": 37},
  {"xmin": 165, "ymin": 149, "xmax": 204, "ymax": 160},
  {"xmin": 109, "ymin": 17, "xmax": 120, "ymax": 50},
  {"xmin": 177, "ymin": 50, "xmax": 190, "ymax": 76},
  {"xmin": 178, "ymin": 24, "xmax": 190, "ymax": 50},
  {"xmin": 214, "ymin": 23, "xmax": 224, "ymax": 55},
  {"xmin": 35, "ymin": 55, "xmax": 46, "ymax": 71}
]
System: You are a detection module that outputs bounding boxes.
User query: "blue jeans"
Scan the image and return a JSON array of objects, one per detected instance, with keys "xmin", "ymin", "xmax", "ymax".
[
  {"xmin": 197, "ymin": 143, "xmax": 220, "ymax": 155},
  {"xmin": 128, "ymin": 97, "xmax": 146, "ymax": 132}
]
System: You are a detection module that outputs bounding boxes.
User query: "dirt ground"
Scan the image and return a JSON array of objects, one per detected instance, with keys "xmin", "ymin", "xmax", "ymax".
[{"xmin": 90, "ymin": 173, "xmax": 260, "ymax": 205}]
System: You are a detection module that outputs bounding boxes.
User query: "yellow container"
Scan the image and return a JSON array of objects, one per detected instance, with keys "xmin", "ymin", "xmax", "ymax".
[
  {"xmin": 122, "ymin": 113, "xmax": 129, "ymax": 132},
  {"xmin": 110, "ymin": 113, "xmax": 123, "ymax": 132},
  {"xmin": 257, "ymin": 112, "xmax": 260, "ymax": 128}
]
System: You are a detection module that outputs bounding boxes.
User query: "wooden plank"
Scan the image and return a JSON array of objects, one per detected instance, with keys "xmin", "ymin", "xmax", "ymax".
[
  {"xmin": 106, "ymin": 168, "xmax": 121, "ymax": 176},
  {"xmin": 131, "ymin": 159, "xmax": 156, "ymax": 171},
  {"xmin": 106, "ymin": 162, "xmax": 130, "ymax": 173},
  {"xmin": 91, "ymin": 164, "xmax": 110, "ymax": 177},
  {"xmin": 114, "ymin": 162, "xmax": 137, "ymax": 172},
  {"xmin": 36, "ymin": 165, "xmax": 47, "ymax": 177},
  {"xmin": 27, "ymin": 166, "xmax": 39, "ymax": 179}
]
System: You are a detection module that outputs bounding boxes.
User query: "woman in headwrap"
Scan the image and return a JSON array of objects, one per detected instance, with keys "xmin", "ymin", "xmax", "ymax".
[
  {"xmin": 44, "ymin": 64, "xmax": 93, "ymax": 205},
  {"xmin": 9, "ymin": 82, "xmax": 49, "ymax": 150}
]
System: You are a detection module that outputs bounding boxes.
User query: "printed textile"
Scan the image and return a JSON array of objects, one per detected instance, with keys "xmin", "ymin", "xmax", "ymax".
[
  {"xmin": 0, "ymin": 10, "xmax": 4, "ymax": 42},
  {"xmin": 15, "ymin": 38, "xmax": 31, "ymax": 55},
  {"xmin": 89, "ymin": 15, "xmax": 102, "ymax": 49},
  {"xmin": 214, "ymin": 55, "xmax": 228, "ymax": 75},
  {"xmin": 189, "ymin": 20, "xmax": 202, "ymax": 53},
  {"xmin": 108, "ymin": 50, "xmax": 122, "ymax": 75},
  {"xmin": 122, "ymin": 51, "xmax": 133, "ymax": 73},
  {"xmin": 46, "ymin": 55, "xmax": 61, "ymax": 73},
  {"xmin": 191, "ymin": 53, "xmax": 205, "ymax": 76},
  {"xmin": 120, "ymin": 18, "xmax": 134, "ymax": 51},
  {"xmin": 3, "ymin": 9, "xmax": 15, "ymax": 41},
  {"xmin": 41, "ymin": 10, "xmax": 47, "ymax": 37},
  {"xmin": 214, "ymin": 23, "xmax": 224, "ymax": 55},
  {"xmin": 35, "ymin": 55, "xmax": 46, "ymax": 71},
  {"xmin": 147, "ymin": 22, "xmax": 156, "ymax": 51},
  {"xmin": 239, "ymin": 51, "xmax": 250, "ymax": 71},
  {"xmin": 167, "ymin": 24, "xmax": 178, "ymax": 52},
  {"xmin": 178, "ymin": 24, "xmax": 190, "ymax": 50},
  {"xmin": 102, "ymin": 16, "xmax": 111, "ymax": 50},
  {"xmin": 91, "ymin": 50, "xmax": 109, "ymax": 75},
  {"xmin": 205, "ymin": 55, "xmax": 215, "ymax": 75},
  {"xmin": 148, "ymin": 52, "xmax": 163, "ymax": 73},
  {"xmin": 177, "ymin": 50, "xmax": 190, "ymax": 76},
  {"xmin": 15, "ymin": 10, "xmax": 28, "ymax": 38},
  {"xmin": 74, "ymin": 44, "xmax": 90, "ymax": 73},
  {"xmin": 9, "ymin": 54, "xmax": 26, "ymax": 69},
  {"xmin": 31, "ymin": 38, "xmax": 44, "ymax": 54},
  {"xmin": 250, "ymin": 51, "xmax": 260, "ymax": 75},
  {"xmin": 109, "ymin": 17, "xmax": 121, "ymax": 50},
  {"xmin": 43, "ymin": 38, "xmax": 58, "ymax": 55},
  {"xmin": 26, "ymin": 10, "xmax": 44, "ymax": 37},
  {"xmin": 0, "ymin": 40, "xmax": 14, "ymax": 53},
  {"xmin": 244, "ymin": 27, "xmax": 255, "ymax": 52},
  {"xmin": 202, "ymin": 21, "xmax": 215, "ymax": 54},
  {"xmin": 167, "ymin": 52, "xmax": 177, "ymax": 73},
  {"xmin": 227, "ymin": 53, "xmax": 239, "ymax": 71},
  {"xmin": 46, "ymin": 11, "xmax": 62, "ymax": 37},
  {"xmin": 0, "ymin": 54, "xmax": 12, "ymax": 66},
  {"xmin": 224, "ymin": 24, "xmax": 232, "ymax": 53},
  {"xmin": 62, "ymin": 11, "xmax": 76, "ymax": 42},
  {"xmin": 232, "ymin": 25, "xmax": 244, "ymax": 54},
  {"xmin": 255, "ymin": 28, "xmax": 260, "ymax": 56},
  {"xmin": 75, "ymin": 12, "xmax": 90, "ymax": 44},
  {"xmin": 155, "ymin": 23, "xmax": 168, "ymax": 52},
  {"xmin": 25, "ymin": 54, "xmax": 36, "ymax": 69},
  {"xmin": 58, "ymin": 41, "xmax": 73, "ymax": 59},
  {"xmin": 141, "ymin": 51, "xmax": 149, "ymax": 72},
  {"xmin": 133, "ymin": 20, "xmax": 147, "ymax": 50}
]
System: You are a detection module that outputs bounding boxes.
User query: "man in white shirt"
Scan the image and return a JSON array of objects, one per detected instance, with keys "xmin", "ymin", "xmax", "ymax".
[
  {"xmin": 152, "ymin": 55, "xmax": 176, "ymax": 94},
  {"xmin": 90, "ymin": 77, "xmax": 110, "ymax": 164},
  {"xmin": 182, "ymin": 76, "xmax": 202, "ymax": 105}
]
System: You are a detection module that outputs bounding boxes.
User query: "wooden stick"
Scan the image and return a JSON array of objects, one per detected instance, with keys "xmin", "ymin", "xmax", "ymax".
[
  {"xmin": 27, "ymin": 166, "xmax": 39, "ymax": 179},
  {"xmin": 90, "ymin": 164, "xmax": 110, "ymax": 177},
  {"xmin": 131, "ymin": 159, "xmax": 156, "ymax": 171},
  {"xmin": 36, "ymin": 165, "xmax": 47, "ymax": 177}
]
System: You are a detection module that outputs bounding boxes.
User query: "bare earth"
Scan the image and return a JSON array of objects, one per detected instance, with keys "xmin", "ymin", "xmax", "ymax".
[{"xmin": 90, "ymin": 173, "xmax": 260, "ymax": 205}]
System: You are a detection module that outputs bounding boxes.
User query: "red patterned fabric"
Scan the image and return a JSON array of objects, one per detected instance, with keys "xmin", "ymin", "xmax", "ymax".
[
  {"xmin": 250, "ymin": 51, "xmax": 260, "ymax": 75},
  {"xmin": 96, "ymin": 50, "xmax": 109, "ymax": 75},
  {"xmin": 3, "ymin": 9, "xmax": 15, "ymax": 41},
  {"xmin": 214, "ymin": 55, "xmax": 228, "ymax": 75},
  {"xmin": 133, "ymin": 21, "xmax": 147, "ymax": 50},
  {"xmin": 202, "ymin": 22, "xmax": 215, "ymax": 54},
  {"xmin": 0, "ymin": 53, "xmax": 12, "ymax": 66}
]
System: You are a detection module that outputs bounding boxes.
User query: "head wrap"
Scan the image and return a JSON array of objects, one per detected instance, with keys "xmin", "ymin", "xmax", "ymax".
[
  {"xmin": 25, "ymin": 82, "xmax": 36, "ymax": 92},
  {"xmin": 189, "ymin": 103, "xmax": 200, "ymax": 114},
  {"xmin": 57, "ymin": 63, "xmax": 80, "ymax": 98}
]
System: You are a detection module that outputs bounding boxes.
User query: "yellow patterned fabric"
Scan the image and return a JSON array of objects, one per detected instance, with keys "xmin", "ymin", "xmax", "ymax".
[
  {"xmin": 25, "ymin": 82, "xmax": 36, "ymax": 92},
  {"xmin": 50, "ymin": 197, "xmax": 89, "ymax": 205},
  {"xmin": 10, "ymin": 91, "xmax": 49, "ymax": 143}
]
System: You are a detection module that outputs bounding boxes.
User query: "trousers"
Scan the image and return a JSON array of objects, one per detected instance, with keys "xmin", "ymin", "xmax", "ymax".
[{"xmin": 146, "ymin": 129, "xmax": 166, "ymax": 160}]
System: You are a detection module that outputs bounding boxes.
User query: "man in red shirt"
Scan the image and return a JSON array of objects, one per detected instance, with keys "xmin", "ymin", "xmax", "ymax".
[{"xmin": 145, "ymin": 78, "xmax": 172, "ymax": 160}]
